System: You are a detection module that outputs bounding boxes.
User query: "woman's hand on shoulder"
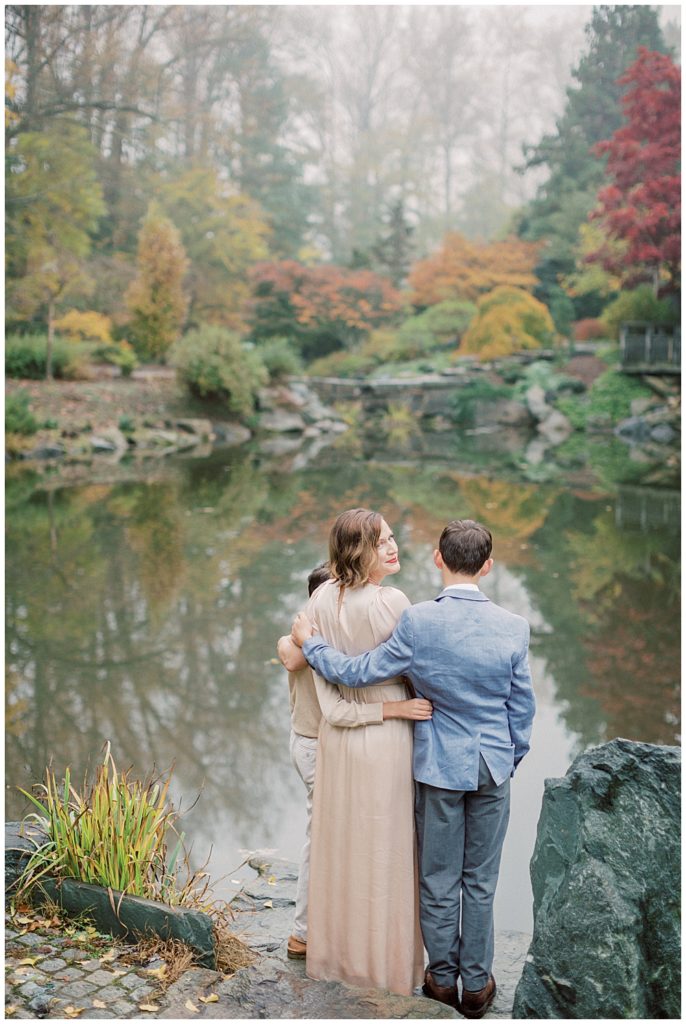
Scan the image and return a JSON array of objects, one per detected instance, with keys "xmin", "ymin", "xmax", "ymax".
[{"xmin": 291, "ymin": 611, "xmax": 316, "ymax": 648}]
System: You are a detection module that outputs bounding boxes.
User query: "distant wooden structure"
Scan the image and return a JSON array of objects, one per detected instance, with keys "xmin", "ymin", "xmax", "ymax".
[
  {"xmin": 619, "ymin": 321, "xmax": 681, "ymax": 374},
  {"xmin": 615, "ymin": 485, "xmax": 681, "ymax": 534}
]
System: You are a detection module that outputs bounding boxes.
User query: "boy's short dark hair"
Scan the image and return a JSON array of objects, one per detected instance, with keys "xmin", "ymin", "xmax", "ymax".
[
  {"xmin": 439, "ymin": 520, "xmax": 492, "ymax": 576},
  {"xmin": 307, "ymin": 562, "xmax": 331, "ymax": 596}
]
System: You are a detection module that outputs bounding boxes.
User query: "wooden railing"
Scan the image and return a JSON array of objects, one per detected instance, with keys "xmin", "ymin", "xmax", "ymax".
[
  {"xmin": 615, "ymin": 485, "xmax": 681, "ymax": 534},
  {"xmin": 620, "ymin": 322, "xmax": 681, "ymax": 373}
]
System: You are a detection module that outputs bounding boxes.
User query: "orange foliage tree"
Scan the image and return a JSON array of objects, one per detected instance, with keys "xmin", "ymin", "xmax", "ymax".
[
  {"xmin": 247, "ymin": 260, "xmax": 403, "ymax": 360},
  {"xmin": 459, "ymin": 286, "xmax": 555, "ymax": 361},
  {"xmin": 408, "ymin": 232, "xmax": 540, "ymax": 307}
]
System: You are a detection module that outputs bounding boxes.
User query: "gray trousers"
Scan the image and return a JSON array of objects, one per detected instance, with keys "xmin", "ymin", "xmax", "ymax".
[{"xmin": 415, "ymin": 755, "xmax": 510, "ymax": 991}]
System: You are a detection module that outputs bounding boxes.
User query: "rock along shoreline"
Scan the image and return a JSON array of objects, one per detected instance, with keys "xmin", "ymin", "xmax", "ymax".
[{"xmin": 5, "ymin": 852, "xmax": 530, "ymax": 1019}]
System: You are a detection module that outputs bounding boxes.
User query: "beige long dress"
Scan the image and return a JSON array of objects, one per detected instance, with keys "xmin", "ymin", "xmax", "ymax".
[{"xmin": 305, "ymin": 579, "xmax": 425, "ymax": 996}]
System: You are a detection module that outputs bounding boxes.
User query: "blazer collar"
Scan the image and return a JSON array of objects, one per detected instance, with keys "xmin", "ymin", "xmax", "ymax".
[{"xmin": 435, "ymin": 588, "xmax": 490, "ymax": 603}]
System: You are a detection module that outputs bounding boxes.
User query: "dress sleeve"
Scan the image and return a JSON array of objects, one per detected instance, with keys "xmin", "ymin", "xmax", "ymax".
[
  {"xmin": 369, "ymin": 586, "xmax": 412, "ymax": 646},
  {"xmin": 313, "ymin": 672, "xmax": 384, "ymax": 728}
]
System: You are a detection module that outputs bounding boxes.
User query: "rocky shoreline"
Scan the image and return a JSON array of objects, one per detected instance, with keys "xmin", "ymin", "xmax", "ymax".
[
  {"xmin": 7, "ymin": 358, "xmax": 680, "ymax": 474},
  {"xmin": 5, "ymin": 854, "xmax": 531, "ymax": 1019}
]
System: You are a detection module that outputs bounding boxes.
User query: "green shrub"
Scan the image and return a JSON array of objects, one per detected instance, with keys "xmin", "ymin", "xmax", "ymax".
[
  {"xmin": 169, "ymin": 325, "xmax": 268, "ymax": 417},
  {"xmin": 307, "ymin": 349, "xmax": 376, "ymax": 377},
  {"xmin": 5, "ymin": 334, "xmax": 94, "ymax": 379},
  {"xmin": 557, "ymin": 369, "xmax": 652, "ymax": 430},
  {"xmin": 5, "ymin": 390, "xmax": 38, "ymax": 435},
  {"xmin": 256, "ymin": 337, "xmax": 303, "ymax": 381},
  {"xmin": 98, "ymin": 341, "xmax": 138, "ymax": 377},
  {"xmin": 398, "ymin": 300, "xmax": 477, "ymax": 356},
  {"xmin": 513, "ymin": 360, "xmax": 585, "ymax": 401},
  {"xmin": 452, "ymin": 380, "xmax": 512, "ymax": 425},
  {"xmin": 587, "ymin": 369, "xmax": 652, "ymax": 421},
  {"xmin": 555, "ymin": 395, "xmax": 588, "ymax": 431},
  {"xmin": 600, "ymin": 286, "xmax": 679, "ymax": 339},
  {"xmin": 118, "ymin": 415, "xmax": 135, "ymax": 434}
]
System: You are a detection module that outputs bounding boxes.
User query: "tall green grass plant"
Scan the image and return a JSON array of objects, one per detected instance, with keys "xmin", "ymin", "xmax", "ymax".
[{"xmin": 16, "ymin": 743, "xmax": 205, "ymax": 908}]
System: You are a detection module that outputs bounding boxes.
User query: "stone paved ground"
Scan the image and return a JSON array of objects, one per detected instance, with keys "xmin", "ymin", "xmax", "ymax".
[
  {"xmin": 5, "ymin": 858, "xmax": 532, "ymax": 1019},
  {"xmin": 4, "ymin": 914, "xmax": 167, "ymax": 1019}
]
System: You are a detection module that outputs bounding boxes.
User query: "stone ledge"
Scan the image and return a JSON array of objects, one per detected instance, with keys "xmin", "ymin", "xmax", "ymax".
[
  {"xmin": 5, "ymin": 822, "xmax": 216, "ymax": 969},
  {"xmin": 35, "ymin": 878, "xmax": 217, "ymax": 969}
]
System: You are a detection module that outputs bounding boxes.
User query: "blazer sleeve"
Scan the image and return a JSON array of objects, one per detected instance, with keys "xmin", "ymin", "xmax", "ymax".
[
  {"xmin": 303, "ymin": 608, "xmax": 415, "ymax": 688},
  {"xmin": 507, "ymin": 623, "xmax": 536, "ymax": 769}
]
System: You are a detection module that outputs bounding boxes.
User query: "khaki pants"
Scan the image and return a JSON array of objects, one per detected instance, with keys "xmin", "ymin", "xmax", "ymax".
[{"xmin": 290, "ymin": 730, "xmax": 317, "ymax": 941}]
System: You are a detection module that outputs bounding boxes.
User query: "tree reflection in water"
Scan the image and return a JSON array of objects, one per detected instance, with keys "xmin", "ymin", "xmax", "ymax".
[{"xmin": 5, "ymin": 447, "xmax": 680, "ymax": 887}]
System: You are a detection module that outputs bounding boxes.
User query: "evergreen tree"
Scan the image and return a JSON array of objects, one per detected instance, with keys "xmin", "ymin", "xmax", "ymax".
[
  {"xmin": 229, "ymin": 27, "xmax": 311, "ymax": 258},
  {"xmin": 517, "ymin": 5, "xmax": 667, "ymax": 330},
  {"xmin": 125, "ymin": 206, "xmax": 189, "ymax": 359},
  {"xmin": 372, "ymin": 200, "xmax": 415, "ymax": 288}
]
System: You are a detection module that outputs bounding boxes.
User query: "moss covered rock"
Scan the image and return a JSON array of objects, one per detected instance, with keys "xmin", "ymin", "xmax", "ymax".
[{"xmin": 513, "ymin": 739, "xmax": 680, "ymax": 1019}]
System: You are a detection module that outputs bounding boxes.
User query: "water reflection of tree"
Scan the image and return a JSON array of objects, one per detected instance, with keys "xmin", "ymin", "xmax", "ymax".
[
  {"xmin": 5, "ymin": 464, "xmax": 304, "ymax": 846},
  {"xmin": 6, "ymin": 454, "xmax": 680, "ymax": 863},
  {"xmin": 582, "ymin": 577, "xmax": 680, "ymax": 745},
  {"xmin": 518, "ymin": 491, "xmax": 680, "ymax": 748}
]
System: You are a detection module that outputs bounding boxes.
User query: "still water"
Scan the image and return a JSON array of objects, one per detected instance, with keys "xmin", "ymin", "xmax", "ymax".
[{"xmin": 5, "ymin": 431, "xmax": 680, "ymax": 933}]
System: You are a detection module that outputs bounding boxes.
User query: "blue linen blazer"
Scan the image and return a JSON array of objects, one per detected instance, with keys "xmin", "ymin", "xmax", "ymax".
[{"xmin": 302, "ymin": 588, "xmax": 535, "ymax": 791}]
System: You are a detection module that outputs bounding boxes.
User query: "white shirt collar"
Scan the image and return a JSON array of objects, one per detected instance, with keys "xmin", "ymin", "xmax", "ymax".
[{"xmin": 444, "ymin": 583, "xmax": 480, "ymax": 592}]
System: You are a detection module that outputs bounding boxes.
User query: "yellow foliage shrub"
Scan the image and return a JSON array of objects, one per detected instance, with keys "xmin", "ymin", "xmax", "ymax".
[
  {"xmin": 459, "ymin": 287, "xmax": 555, "ymax": 361},
  {"xmin": 53, "ymin": 309, "xmax": 113, "ymax": 344}
]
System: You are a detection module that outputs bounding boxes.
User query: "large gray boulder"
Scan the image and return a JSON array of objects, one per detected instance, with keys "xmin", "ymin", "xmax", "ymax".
[{"xmin": 513, "ymin": 739, "xmax": 680, "ymax": 1019}]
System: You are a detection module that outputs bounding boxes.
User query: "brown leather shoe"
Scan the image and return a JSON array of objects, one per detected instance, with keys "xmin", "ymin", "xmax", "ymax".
[
  {"xmin": 286, "ymin": 934, "xmax": 307, "ymax": 959},
  {"xmin": 460, "ymin": 975, "xmax": 496, "ymax": 1019},
  {"xmin": 422, "ymin": 969, "xmax": 459, "ymax": 1010}
]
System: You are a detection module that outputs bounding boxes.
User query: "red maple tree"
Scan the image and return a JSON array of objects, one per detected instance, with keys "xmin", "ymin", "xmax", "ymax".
[
  {"xmin": 589, "ymin": 47, "xmax": 680, "ymax": 294},
  {"xmin": 247, "ymin": 260, "xmax": 403, "ymax": 359}
]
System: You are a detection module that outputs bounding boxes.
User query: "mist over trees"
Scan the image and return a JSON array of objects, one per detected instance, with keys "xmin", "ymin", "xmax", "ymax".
[{"xmin": 5, "ymin": 4, "xmax": 680, "ymax": 360}]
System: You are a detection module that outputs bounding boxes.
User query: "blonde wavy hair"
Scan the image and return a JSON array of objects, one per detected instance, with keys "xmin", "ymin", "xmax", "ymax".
[{"xmin": 328, "ymin": 508, "xmax": 383, "ymax": 588}]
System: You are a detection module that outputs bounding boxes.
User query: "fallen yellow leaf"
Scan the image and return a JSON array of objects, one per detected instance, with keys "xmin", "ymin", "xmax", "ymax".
[
  {"xmin": 146, "ymin": 964, "xmax": 167, "ymax": 980},
  {"xmin": 17, "ymin": 957, "xmax": 39, "ymax": 967},
  {"xmin": 263, "ymin": 899, "xmax": 273, "ymax": 908},
  {"xmin": 199, "ymin": 993, "xmax": 219, "ymax": 1004},
  {"xmin": 6, "ymin": 1006, "xmax": 18, "ymax": 1017},
  {"xmin": 63, "ymin": 1007, "xmax": 84, "ymax": 1019},
  {"xmin": 100, "ymin": 950, "xmax": 117, "ymax": 963},
  {"xmin": 138, "ymin": 1004, "xmax": 160, "ymax": 1013},
  {"xmin": 185, "ymin": 998, "xmax": 199, "ymax": 1013},
  {"xmin": 109, "ymin": 969, "xmax": 127, "ymax": 977},
  {"xmin": 267, "ymin": 875, "xmax": 277, "ymax": 885},
  {"xmin": 12, "ymin": 916, "xmax": 32, "ymax": 925},
  {"xmin": 92, "ymin": 1000, "xmax": 107, "ymax": 1010}
]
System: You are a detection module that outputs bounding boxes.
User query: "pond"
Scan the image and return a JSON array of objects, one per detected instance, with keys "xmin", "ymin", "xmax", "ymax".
[{"xmin": 5, "ymin": 428, "xmax": 680, "ymax": 933}]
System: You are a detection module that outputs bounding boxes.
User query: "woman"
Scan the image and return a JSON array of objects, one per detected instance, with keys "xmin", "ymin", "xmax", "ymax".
[{"xmin": 296, "ymin": 508, "xmax": 429, "ymax": 996}]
